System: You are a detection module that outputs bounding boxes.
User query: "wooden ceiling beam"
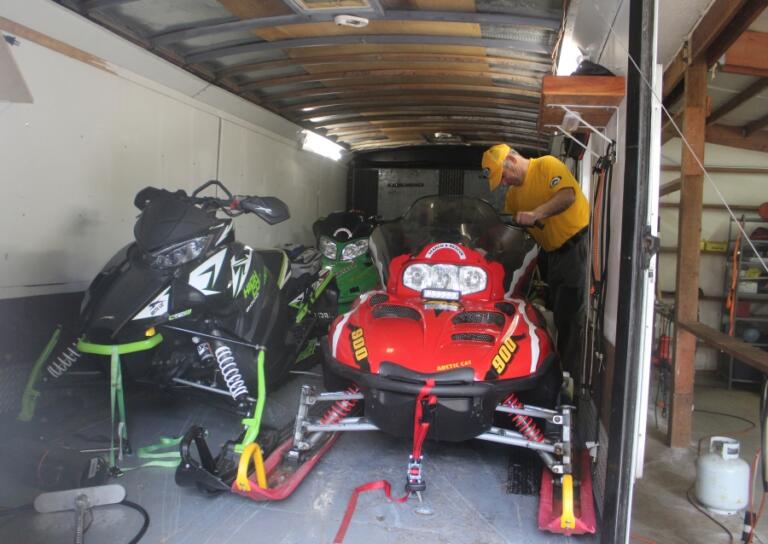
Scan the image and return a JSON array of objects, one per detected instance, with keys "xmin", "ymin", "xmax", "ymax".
[
  {"xmin": 706, "ymin": 123, "xmax": 768, "ymax": 152},
  {"xmin": 659, "ymin": 177, "xmax": 682, "ymax": 196},
  {"xmin": 720, "ymin": 31, "xmax": 768, "ymax": 77},
  {"xmin": 662, "ymin": 110, "xmax": 683, "ymax": 144},
  {"xmin": 663, "ymin": 0, "xmax": 767, "ymax": 102},
  {"xmin": 708, "ymin": 77, "xmax": 768, "ymax": 124},
  {"xmin": 743, "ymin": 112, "xmax": 768, "ymax": 136}
]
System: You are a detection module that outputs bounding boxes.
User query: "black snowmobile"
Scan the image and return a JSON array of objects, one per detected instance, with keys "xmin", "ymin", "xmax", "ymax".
[{"xmin": 69, "ymin": 181, "xmax": 332, "ymax": 470}]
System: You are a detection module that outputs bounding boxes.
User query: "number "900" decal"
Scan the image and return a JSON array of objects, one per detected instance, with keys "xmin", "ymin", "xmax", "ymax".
[{"xmin": 491, "ymin": 337, "xmax": 518, "ymax": 375}]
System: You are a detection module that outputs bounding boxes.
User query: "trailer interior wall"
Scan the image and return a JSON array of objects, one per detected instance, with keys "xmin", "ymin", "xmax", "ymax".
[
  {"xmin": 0, "ymin": 0, "xmax": 348, "ymax": 302},
  {"xmin": 659, "ymin": 141, "xmax": 768, "ymax": 370}
]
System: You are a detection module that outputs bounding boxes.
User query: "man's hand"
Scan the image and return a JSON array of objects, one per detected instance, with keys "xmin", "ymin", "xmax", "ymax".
[{"xmin": 515, "ymin": 211, "xmax": 541, "ymax": 227}]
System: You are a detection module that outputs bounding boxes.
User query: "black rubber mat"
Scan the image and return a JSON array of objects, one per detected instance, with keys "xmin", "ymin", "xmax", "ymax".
[{"xmin": 506, "ymin": 448, "xmax": 542, "ymax": 496}]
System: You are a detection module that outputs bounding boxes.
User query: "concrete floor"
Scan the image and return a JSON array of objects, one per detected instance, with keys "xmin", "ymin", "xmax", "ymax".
[{"xmin": 631, "ymin": 372, "xmax": 766, "ymax": 544}]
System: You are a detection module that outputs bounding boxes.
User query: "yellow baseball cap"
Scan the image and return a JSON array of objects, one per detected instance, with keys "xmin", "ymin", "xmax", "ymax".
[{"xmin": 481, "ymin": 144, "xmax": 510, "ymax": 191}]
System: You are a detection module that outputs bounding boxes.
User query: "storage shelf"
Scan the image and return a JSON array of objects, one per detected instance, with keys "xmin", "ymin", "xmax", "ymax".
[
  {"xmin": 538, "ymin": 75, "xmax": 626, "ymax": 133},
  {"xmin": 719, "ymin": 215, "xmax": 768, "ymax": 388}
]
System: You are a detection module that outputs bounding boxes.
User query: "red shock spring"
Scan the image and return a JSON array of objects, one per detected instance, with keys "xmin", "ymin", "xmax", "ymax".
[
  {"xmin": 320, "ymin": 384, "xmax": 360, "ymax": 425},
  {"xmin": 502, "ymin": 393, "xmax": 546, "ymax": 443}
]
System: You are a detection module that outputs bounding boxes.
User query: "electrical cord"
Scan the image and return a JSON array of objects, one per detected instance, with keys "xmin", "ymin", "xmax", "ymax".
[
  {"xmin": 121, "ymin": 500, "xmax": 149, "ymax": 544},
  {"xmin": 686, "ymin": 484, "xmax": 734, "ymax": 543},
  {"xmin": 694, "ymin": 409, "xmax": 756, "ymax": 456},
  {"xmin": 0, "ymin": 499, "xmax": 148, "ymax": 543}
]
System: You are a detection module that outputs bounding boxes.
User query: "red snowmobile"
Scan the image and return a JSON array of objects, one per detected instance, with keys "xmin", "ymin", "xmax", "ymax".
[{"xmin": 226, "ymin": 195, "xmax": 596, "ymax": 535}]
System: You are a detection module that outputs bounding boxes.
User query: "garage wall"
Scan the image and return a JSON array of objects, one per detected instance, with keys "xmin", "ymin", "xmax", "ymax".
[
  {"xmin": 0, "ymin": 4, "xmax": 347, "ymax": 301},
  {"xmin": 659, "ymin": 140, "xmax": 768, "ymax": 370}
]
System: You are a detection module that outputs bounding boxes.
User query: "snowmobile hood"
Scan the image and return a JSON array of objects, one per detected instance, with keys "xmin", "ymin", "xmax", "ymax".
[
  {"xmin": 81, "ymin": 245, "xmax": 174, "ymax": 342},
  {"xmin": 329, "ymin": 291, "xmax": 553, "ymax": 382}
]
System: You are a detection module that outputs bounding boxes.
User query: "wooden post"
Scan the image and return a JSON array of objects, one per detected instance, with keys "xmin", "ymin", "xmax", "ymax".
[{"xmin": 668, "ymin": 60, "xmax": 707, "ymax": 448}]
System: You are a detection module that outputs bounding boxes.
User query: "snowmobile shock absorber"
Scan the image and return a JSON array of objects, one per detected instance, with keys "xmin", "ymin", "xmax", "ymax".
[
  {"xmin": 193, "ymin": 337, "xmax": 215, "ymax": 364},
  {"xmin": 46, "ymin": 341, "xmax": 82, "ymax": 378},
  {"xmin": 502, "ymin": 393, "xmax": 546, "ymax": 443},
  {"xmin": 291, "ymin": 385, "xmax": 361, "ymax": 456},
  {"xmin": 212, "ymin": 341, "xmax": 249, "ymax": 401},
  {"xmin": 319, "ymin": 384, "xmax": 360, "ymax": 425}
]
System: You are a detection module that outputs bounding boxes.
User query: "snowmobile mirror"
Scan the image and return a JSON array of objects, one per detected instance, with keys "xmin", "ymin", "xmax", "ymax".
[{"xmin": 241, "ymin": 196, "xmax": 290, "ymax": 225}]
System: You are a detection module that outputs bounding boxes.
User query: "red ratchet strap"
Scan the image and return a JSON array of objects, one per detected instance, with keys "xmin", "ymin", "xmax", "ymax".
[
  {"xmin": 333, "ymin": 379, "xmax": 437, "ymax": 544},
  {"xmin": 412, "ymin": 379, "xmax": 438, "ymax": 461}
]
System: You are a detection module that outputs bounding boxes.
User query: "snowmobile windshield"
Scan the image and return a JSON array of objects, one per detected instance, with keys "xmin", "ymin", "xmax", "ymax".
[
  {"xmin": 370, "ymin": 195, "xmax": 534, "ymax": 282},
  {"xmin": 313, "ymin": 211, "xmax": 374, "ymax": 241}
]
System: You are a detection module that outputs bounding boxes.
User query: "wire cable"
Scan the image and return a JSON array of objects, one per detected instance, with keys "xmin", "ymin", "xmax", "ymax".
[{"xmin": 121, "ymin": 500, "xmax": 149, "ymax": 544}]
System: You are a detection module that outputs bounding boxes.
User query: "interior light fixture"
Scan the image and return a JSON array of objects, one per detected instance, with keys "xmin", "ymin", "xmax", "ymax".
[
  {"xmin": 334, "ymin": 14, "xmax": 369, "ymax": 27},
  {"xmin": 300, "ymin": 129, "xmax": 344, "ymax": 161},
  {"xmin": 556, "ymin": 36, "xmax": 584, "ymax": 76}
]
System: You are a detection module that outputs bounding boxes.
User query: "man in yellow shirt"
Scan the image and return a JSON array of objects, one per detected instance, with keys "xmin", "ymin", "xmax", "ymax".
[{"xmin": 482, "ymin": 144, "xmax": 589, "ymax": 372}]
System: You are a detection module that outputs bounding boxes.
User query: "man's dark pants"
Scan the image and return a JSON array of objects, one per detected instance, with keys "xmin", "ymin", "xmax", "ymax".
[{"xmin": 540, "ymin": 231, "xmax": 588, "ymax": 375}]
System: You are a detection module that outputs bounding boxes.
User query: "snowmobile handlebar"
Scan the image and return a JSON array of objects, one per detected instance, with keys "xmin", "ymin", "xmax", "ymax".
[
  {"xmin": 500, "ymin": 214, "xmax": 545, "ymax": 230},
  {"xmin": 135, "ymin": 181, "xmax": 289, "ymax": 224}
]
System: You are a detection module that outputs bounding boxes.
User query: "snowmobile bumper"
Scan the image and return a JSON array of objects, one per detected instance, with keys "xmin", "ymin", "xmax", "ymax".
[{"xmin": 322, "ymin": 342, "xmax": 560, "ymax": 442}]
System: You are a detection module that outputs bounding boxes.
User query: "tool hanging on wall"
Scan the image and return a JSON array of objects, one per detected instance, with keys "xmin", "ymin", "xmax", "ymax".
[{"xmin": 584, "ymin": 143, "xmax": 616, "ymax": 390}]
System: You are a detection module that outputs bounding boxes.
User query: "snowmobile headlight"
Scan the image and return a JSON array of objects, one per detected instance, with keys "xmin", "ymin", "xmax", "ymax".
[
  {"xmin": 341, "ymin": 239, "xmax": 369, "ymax": 261},
  {"xmin": 430, "ymin": 264, "xmax": 460, "ymax": 291},
  {"xmin": 319, "ymin": 236, "xmax": 337, "ymax": 260},
  {"xmin": 458, "ymin": 266, "xmax": 487, "ymax": 295},
  {"xmin": 148, "ymin": 236, "xmax": 211, "ymax": 269},
  {"xmin": 403, "ymin": 263, "xmax": 431, "ymax": 291}
]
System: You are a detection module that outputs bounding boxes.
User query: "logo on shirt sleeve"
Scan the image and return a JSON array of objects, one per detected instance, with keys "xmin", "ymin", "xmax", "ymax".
[{"xmin": 549, "ymin": 176, "xmax": 561, "ymax": 188}]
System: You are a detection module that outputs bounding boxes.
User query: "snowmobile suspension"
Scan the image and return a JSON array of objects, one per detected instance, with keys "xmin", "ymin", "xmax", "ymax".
[
  {"xmin": 502, "ymin": 393, "xmax": 545, "ymax": 442},
  {"xmin": 292, "ymin": 385, "xmax": 363, "ymax": 453},
  {"xmin": 212, "ymin": 340, "xmax": 248, "ymax": 401}
]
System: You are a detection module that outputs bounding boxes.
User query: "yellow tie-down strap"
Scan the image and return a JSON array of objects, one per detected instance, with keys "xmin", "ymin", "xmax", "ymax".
[
  {"xmin": 560, "ymin": 474, "xmax": 576, "ymax": 530},
  {"xmin": 236, "ymin": 442, "xmax": 267, "ymax": 492}
]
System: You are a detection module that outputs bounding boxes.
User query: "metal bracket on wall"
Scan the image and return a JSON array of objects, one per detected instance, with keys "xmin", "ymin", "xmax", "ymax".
[{"xmin": 545, "ymin": 104, "xmax": 619, "ymax": 161}]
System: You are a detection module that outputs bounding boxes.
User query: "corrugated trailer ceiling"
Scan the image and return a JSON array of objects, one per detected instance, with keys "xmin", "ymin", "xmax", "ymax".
[{"xmin": 57, "ymin": 0, "xmax": 564, "ymax": 154}]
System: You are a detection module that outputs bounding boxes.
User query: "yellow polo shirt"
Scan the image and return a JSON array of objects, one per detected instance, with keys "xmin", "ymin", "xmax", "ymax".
[{"xmin": 504, "ymin": 156, "xmax": 589, "ymax": 252}]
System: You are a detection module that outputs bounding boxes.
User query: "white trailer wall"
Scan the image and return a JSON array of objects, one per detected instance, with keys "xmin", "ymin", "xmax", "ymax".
[{"xmin": 0, "ymin": 1, "xmax": 347, "ymax": 300}]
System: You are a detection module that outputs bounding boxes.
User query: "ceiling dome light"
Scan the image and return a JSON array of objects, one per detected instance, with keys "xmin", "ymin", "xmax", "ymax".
[{"xmin": 334, "ymin": 14, "xmax": 369, "ymax": 28}]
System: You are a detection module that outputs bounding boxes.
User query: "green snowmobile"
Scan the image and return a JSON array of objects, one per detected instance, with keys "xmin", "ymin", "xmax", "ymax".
[{"xmin": 313, "ymin": 211, "xmax": 380, "ymax": 316}]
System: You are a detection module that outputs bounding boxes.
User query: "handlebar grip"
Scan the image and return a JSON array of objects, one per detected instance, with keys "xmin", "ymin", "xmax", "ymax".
[{"xmin": 534, "ymin": 220, "xmax": 545, "ymax": 229}]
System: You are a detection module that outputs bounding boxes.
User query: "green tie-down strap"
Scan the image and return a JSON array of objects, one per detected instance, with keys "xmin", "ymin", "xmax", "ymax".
[
  {"xmin": 236, "ymin": 349, "xmax": 266, "ymax": 454},
  {"xmin": 18, "ymin": 326, "xmax": 63, "ymax": 422},
  {"xmin": 77, "ymin": 335, "xmax": 164, "ymax": 471},
  {"xmin": 131, "ymin": 436, "xmax": 183, "ymax": 469}
]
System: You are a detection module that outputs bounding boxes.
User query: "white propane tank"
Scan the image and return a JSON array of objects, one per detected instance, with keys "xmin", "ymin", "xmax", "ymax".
[{"xmin": 695, "ymin": 437, "xmax": 750, "ymax": 515}]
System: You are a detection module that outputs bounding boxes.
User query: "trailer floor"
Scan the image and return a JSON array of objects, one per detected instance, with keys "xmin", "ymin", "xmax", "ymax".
[{"xmin": 0, "ymin": 368, "xmax": 596, "ymax": 544}]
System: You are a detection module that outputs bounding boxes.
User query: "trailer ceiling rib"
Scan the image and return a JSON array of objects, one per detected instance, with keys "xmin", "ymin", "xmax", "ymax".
[{"xmin": 57, "ymin": 0, "xmax": 565, "ymax": 154}]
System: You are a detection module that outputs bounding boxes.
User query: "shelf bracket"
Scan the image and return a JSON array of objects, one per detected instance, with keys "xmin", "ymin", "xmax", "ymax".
[{"xmin": 544, "ymin": 104, "xmax": 619, "ymax": 161}]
